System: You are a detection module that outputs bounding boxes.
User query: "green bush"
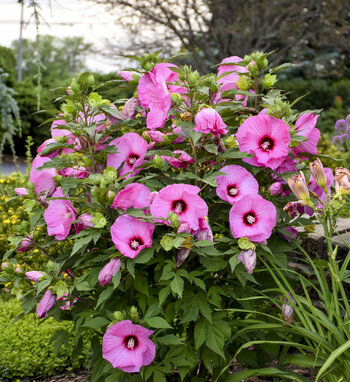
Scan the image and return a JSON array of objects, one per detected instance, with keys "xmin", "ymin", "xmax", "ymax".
[{"xmin": 0, "ymin": 297, "xmax": 88, "ymax": 379}]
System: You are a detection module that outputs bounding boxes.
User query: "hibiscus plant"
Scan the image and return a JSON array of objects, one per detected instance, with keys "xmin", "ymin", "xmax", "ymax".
[{"xmin": 2, "ymin": 51, "xmax": 331, "ymax": 381}]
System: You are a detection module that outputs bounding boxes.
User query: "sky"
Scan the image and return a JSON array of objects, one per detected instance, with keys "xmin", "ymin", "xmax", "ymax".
[{"xmin": 0, "ymin": 0, "xmax": 128, "ymax": 72}]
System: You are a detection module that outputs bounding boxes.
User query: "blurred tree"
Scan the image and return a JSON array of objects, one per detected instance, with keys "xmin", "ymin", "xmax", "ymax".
[
  {"xmin": 12, "ymin": 35, "xmax": 94, "ymax": 86},
  {"xmin": 92, "ymin": 0, "xmax": 350, "ymax": 75}
]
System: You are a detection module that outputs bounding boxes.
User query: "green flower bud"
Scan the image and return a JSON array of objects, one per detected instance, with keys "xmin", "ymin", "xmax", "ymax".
[
  {"xmin": 238, "ymin": 237, "xmax": 255, "ymax": 250},
  {"xmin": 106, "ymin": 190, "xmax": 116, "ymax": 204},
  {"xmin": 169, "ymin": 212, "xmax": 180, "ymax": 228},
  {"xmin": 187, "ymin": 71, "xmax": 200, "ymax": 85},
  {"xmin": 171, "ymin": 93, "xmax": 182, "ymax": 105},
  {"xmin": 153, "ymin": 155, "xmax": 163, "ymax": 169},
  {"xmin": 130, "ymin": 306, "xmax": 139, "ymax": 321},
  {"xmin": 88, "ymin": 92, "xmax": 103, "ymax": 108},
  {"xmin": 236, "ymin": 76, "xmax": 250, "ymax": 90},
  {"xmin": 143, "ymin": 62, "xmax": 153, "ymax": 72},
  {"xmin": 263, "ymin": 73, "xmax": 277, "ymax": 88},
  {"xmin": 103, "ymin": 167, "xmax": 117, "ymax": 183},
  {"xmin": 160, "ymin": 235, "xmax": 174, "ymax": 251},
  {"xmin": 91, "ymin": 213, "xmax": 107, "ymax": 228},
  {"xmin": 113, "ymin": 311, "xmax": 125, "ymax": 322},
  {"xmin": 89, "ymin": 174, "xmax": 102, "ymax": 185}
]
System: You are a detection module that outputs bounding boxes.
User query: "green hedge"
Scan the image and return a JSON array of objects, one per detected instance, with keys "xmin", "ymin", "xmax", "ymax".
[{"xmin": 0, "ymin": 297, "xmax": 88, "ymax": 379}]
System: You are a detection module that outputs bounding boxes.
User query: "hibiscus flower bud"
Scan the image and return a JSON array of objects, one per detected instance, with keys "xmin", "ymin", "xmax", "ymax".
[
  {"xmin": 310, "ymin": 159, "xmax": 327, "ymax": 191},
  {"xmin": 98, "ymin": 258, "xmax": 121, "ymax": 286},
  {"xmin": 152, "ymin": 155, "xmax": 163, "ymax": 169},
  {"xmin": 238, "ymin": 249, "xmax": 256, "ymax": 274},
  {"xmin": 25, "ymin": 271, "xmax": 44, "ymax": 282},
  {"xmin": 14, "ymin": 187, "xmax": 29, "ymax": 196},
  {"xmin": 113, "ymin": 311, "xmax": 125, "ymax": 322},
  {"xmin": 36, "ymin": 290, "xmax": 56, "ymax": 318},
  {"xmin": 288, "ymin": 171, "xmax": 310, "ymax": 202},
  {"xmin": 263, "ymin": 73, "xmax": 277, "ymax": 88},
  {"xmin": 130, "ymin": 306, "xmax": 139, "ymax": 322},
  {"xmin": 269, "ymin": 182, "xmax": 283, "ymax": 196},
  {"xmin": 236, "ymin": 75, "xmax": 250, "ymax": 90}
]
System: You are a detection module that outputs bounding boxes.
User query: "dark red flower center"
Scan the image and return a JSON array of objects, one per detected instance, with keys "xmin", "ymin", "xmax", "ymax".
[
  {"xmin": 172, "ymin": 200, "xmax": 187, "ymax": 214},
  {"xmin": 244, "ymin": 212, "xmax": 256, "ymax": 225},
  {"xmin": 130, "ymin": 238, "xmax": 143, "ymax": 250},
  {"xmin": 260, "ymin": 137, "xmax": 274, "ymax": 151},
  {"xmin": 124, "ymin": 335, "xmax": 138, "ymax": 350},
  {"xmin": 128, "ymin": 154, "xmax": 139, "ymax": 166},
  {"xmin": 227, "ymin": 185, "xmax": 239, "ymax": 197}
]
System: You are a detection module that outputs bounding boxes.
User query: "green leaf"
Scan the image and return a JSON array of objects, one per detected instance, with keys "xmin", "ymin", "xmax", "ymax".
[
  {"xmin": 196, "ymin": 295, "xmax": 212, "ymax": 322},
  {"xmin": 170, "ymin": 274, "xmax": 184, "ymax": 298},
  {"xmin": 229, "ymin": 254, "xmax": 240, "ymax": 272},
  {"xmin": 285, "ymin": 354, "xmax": 324, "ymax": 368},
  {"xmin": 134, "ymin": 246, "xmax": 154, "ymax": 263},
  {"xmin": 225, "ymin": 367, "xmax": 310, "ymax": 382},
  {"xmin": 157, "ymin": 334, "xmax": 183, "ymax": 345},
  {"xmin": 204, "ymin": 144, "xmax": 218, "ymax": 154},
  {"xmin": 194, "ymin": 319, "xmax": 207, "ymax": 349},
  {"xmin": 159, "ymin": 285, "xmax": 171, "ymax": 307},
  {"xmin": 127, "ymin": 260, "xmax": 135, "ymax": 278},
  {"xmin": 84, "ymin": 317, "xmax": 110, "ymax": 329},
  {"xmin": 217, "ymin": 148, "xmax": 252, "ymax": 160},
  {"xmin": 145, "ymin": 317, "xmax": 172, "ymax": 329},
  {"xmin": 205, "ymin": 324, "xmax": 225, "ymax": 358},
  {"xmin": 96, "ymin": 286, "xmax": 114, "ymax": 307},
  {"xmin": 316, "ymin": 341, "xmax": 350, "ymax": 381}
]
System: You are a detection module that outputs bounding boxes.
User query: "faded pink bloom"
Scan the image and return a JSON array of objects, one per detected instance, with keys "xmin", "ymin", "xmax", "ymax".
[
  {"xmin": 112, "ymin": 183, "xmax": 151, "ymax": 211},
  {"xmin": 57, "ymin": 293, "xmax": 78, "ymax": 310},
  {"xmin": 283, "ymin": 201, "xmax": 300, "ymax": 218},
  {"xmin": 176, "ymin": 248, "xmax": 191, "ymax": 267},
  {"xmin": 161, "ymin": 150, "xmax": 195, "ymax": 169},
  {"xmin": 14, "ymin": 187, "xmax": 29, "ymax": 196},
  {"xmin": 292, "ymin": 113, "xmax": 320, "ymax": 156},
  {"xmin": 36, "ymin": 290, "xmax": 56, "ymax": 318},
  {"xmin": 29, "ymin": 156, "xmax": 56, "ymax": 195},
  {"xmin": 17, "ymin": 235, "xmax": 34, "ymax": 253},
  {"xmin": 238, "ymin": 249, "xmax": 256, "ymax": 274},
  {"xmin": 138, "ymin": 63, "xmax": 184, "ymax": 130},
  {"xmin": 279, "ymin": 227, "xmax": 298, "ymax": 242},
  {"xmin": 150, "ymin": 184, "xmax": 208, "ymax": 231},
  {"xmin": 236, "ymin": 114, "xmax": 291, "ymax": 170},
  {"xmin": 107, "ymin": 133, "xmax": 148, "ymax": 179},
  {"xmin": 25, "ymin": 271, "xmax": 44, "ymax": 282},
  {"xmin": 194, "ymin": 108, "xmax": 227, "ymax": 137},
  {"xmin": 44, "ymin": 187, "xmax": 77, "ymax": 240},
  {"xmin": 216, "ymin": 165, "xmax": 259, "ymax": 204},
  {"xmin": 309, "ymin": 167, "xmax": 333, "ymax": 207},
  {"xmin": 119, "ymin": 71, "xmax": 135, "ymax": 82},
  {"xmin": 335, "ymin": 167, "xmax": 350, "ymax": 194},
  {"xmin": 122, "ymin": 97, "xmax": 140, "ymax": 120},
  {"xmin": 111, "ymin": 215, "xmax": 155, "ymax": 259},
  {"xmin": 229, "ymin": 194, "xmax": 277, "ymax": 243},
  {"xmin": 75, "ymin": 213, "xmax": 94, "ymax": 233},
  {"xmin": 103, "ymin": 320, "xmax": 156, "ymax": 372},
  {"xmin": 98, "ymin": 258, "xmax": 121, "ymax": 286},
  {"xmin": 59, "ymin": 166, "xmax": 89, "ymax": 179},
  {"xmin": 269, "ymin": 182, "xmax": 283, "ymax": 196}
]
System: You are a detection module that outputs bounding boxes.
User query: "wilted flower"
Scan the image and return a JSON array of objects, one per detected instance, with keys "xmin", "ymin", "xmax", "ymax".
[
  {"xmin": 282, "ymin": 292, "xmax": 296, "ymax": 324},
  {"xmin": 25, "ymin": 271, "xmax": 44, "ymax": 282},
  {"xmin": 236, "ymin": 114, "xmax": 291, "ymax": 170},
  {"xmin": 107, "ymin": 132, "xmax": 148, "ymax": 179},
  {"xmin": 292, "ymin": 113, "xmax": 320, "ymax": 157},
  {"xmin": 194, "ymin": 108, "xmax": 227, "ymax": 137},
  {"xmin": 216, "ymin": 165, "xmax": 259, "ymax": 204},
  {"xmin": 36, "ymin": 290, "xmax": 56, "ymax": 318},
  {"xmin": 44, "ymin": 187, "xmax": 77, "ymax": 240},
  {"xmin": 111, "ymin": 215, "xmax": 155, "ymax": 259},
  {"xmin": 14, "ymin": 187, "xmax": 29, "ymax": 196},
  {"xmin": 29, "ymin": 156, "xmax": 56, "ymax": 195},
  {"xmin": 335, "ymin": 167, "xmax": 350, "ymax": 195},
  {"xmin": 17, "ymin": 235, "xmax": 34, "ymax": 253},
  {"xmin": 229, "ymin": 194, "xmax": 277, "ymax": 242},
  {"xmin": 57, "ymin": 293, "xmax": 78, "ymax": 310},
  {"xmin": 98, "ymin": 258, "xmax": 121, "ymax": 286},
  {"xmin": 102, "ymin": 320, "xmax": 156, "ymax": 372},
  {"xmin": 309, "ymin": 159, "xmax": 327, "ymax": 190},
  {"xmin": 288, "ymin": 171, "xmax": 310, "ymax": 201},
  {"xmin": 121, "ymin": 97, "xmax": 140, "ymax": 120},
  {"xmin": 150, "ymin": 184, "xmax": 208, "ymax": 231},
  {"xmin": 238, "ymin": 249, "xmax": 256, "ymax": 274}
]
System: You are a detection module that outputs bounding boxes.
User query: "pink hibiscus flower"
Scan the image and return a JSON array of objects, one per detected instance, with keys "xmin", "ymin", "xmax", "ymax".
[
  {"xmin": 112, "ymin": 183, "xmax": 151, "ymax": 211},
  {"xmin": 102, "ymin": 320, "xmax": 156, "ymax": 373},
  {"xmin": 25, "ymin": 271, "xmax": 44, "ymax": 282},
  {"xmin": 17, "ymin": 235, "xmax": 34, "ymax": 253},
  {"xmin": 98, "ymin": 258, "xmax": 121, "ymax": 286},
  {"xmin": 75, "ymin": 213, "xmax": 94, "ymax": 233},
  {"xmin": 194, "ymin": 108, "xmax": 227, "ymax": 137},
  {"xmin": 229, "ymin": 194, "xmax": 277, "ymax": 243},
  {"xmin": 14, "ymin": 187, "xmax": 29, "ymax": 196},
  {"xmin": 150, "ymin": 184, "xmax": 208, "ymax": 231},
  {"xmin": 29, "ymin": 156, "xmax": 56, "ymax": 195},
  {"xmin": 236, "ymin": 114, "xmax": 291, "ymax": 170},
  {"xmin": 107, "ymin": 133, "xmax": 148, "ymax": 179},
  {"xmin": 44, "ymin": 187, "xmax": 77, "ymax": 240},
  {"xmin": 292, "ymin": 113, "xmax": 320, "ymax": 157},
  {"xmin": 161, "ymin": 150, "xmax": 195, "ymax": 169},
  {"xmin": 138, "ymin": 63, "xmax": 184, "ymax": 130},
  {"xmin": 111, "ymin": 215, "xmax": 155, "ymax": 259},
  {"xmin": 216, "ymin": 165, "xmax": 259, "ymax": 204},
  {"xmin": 37, "ymin": 138, "xmax": 61, "ymax": 157},
  {"xmin": 36, "ymin": 290, "xmax": 56, "ymax": 318}
]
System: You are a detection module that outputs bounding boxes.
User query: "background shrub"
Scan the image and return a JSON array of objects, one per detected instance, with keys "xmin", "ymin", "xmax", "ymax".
[{"xmin": 0, "ymin": 297, "xmax": 88, "ymax": 379}]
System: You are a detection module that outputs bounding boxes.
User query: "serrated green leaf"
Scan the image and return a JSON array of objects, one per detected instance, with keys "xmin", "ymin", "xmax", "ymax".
[
  {"xmin": 96, "ymin": 286, "xmax": 114, "ymax": 307},
  {"xmin": 157, "ymin": 334, "xmax": 183, "ymax": 345},
  {"xmin": 84, "ymin": 316, "xmax": 110, "ymax": 329},
  {"xmin": 194, "ymin": 319, "xmax": 207, "ymax": 349},
  {"xmin": 170, "ymin": 274, "xmax": 184, "ymax": 298},
  {"xmin": 145, "ymin": 317, "xmax": 172, "ymax": 329}
]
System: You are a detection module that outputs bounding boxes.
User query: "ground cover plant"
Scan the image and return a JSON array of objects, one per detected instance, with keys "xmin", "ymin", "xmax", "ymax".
[{"xmin": 3, "ymin": 50, "xmax": 349, "ymax": 381}]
